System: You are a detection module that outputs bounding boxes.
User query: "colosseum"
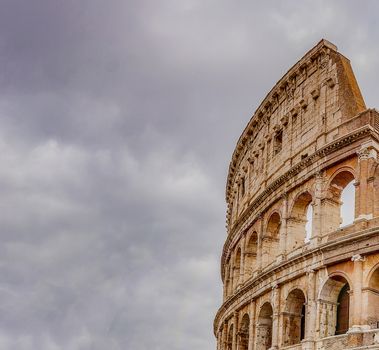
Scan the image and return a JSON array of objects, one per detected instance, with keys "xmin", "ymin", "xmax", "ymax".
[{"xmin": 214, "ymin": 39, "xmax": 379, "ymax": 350}]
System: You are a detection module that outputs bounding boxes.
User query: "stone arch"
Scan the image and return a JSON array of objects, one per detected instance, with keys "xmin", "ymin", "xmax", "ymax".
[
  {"xmin": 233, "ymin": 248, "xmax": 242, "ymax": 290},
  {"xmin": 227, "ymin": 324, "xmax": 234, "ymax": 350},
  {"xmin": 365, "ymin": 263, "xmax": 379, "ymax": 328},
  {"xmin": 318, "ymin": 274, "xmax": 351, "ymax": 337},
  {"xmin": 225, "ymin": 258, "xmax": 232, "ymax": 297},
  {"xmin": 324, "ymin": 169, "xmax": 356, "ymax": 233},
  {"xmin": 262, "ymin": 212, "xmax": 281, "ymax": 267},
  {"xmin": 282, "ymin": 288, "xmax": 306, "ymax": 346},
  {"xmin": 288, "ymin": 191, "xmax": 313, "ymax": 251},
  {"xmin": 238, "ymin": 313, "xmax": 250, "ymax": 350},
  {"xmin": 256, "ymin": 302, "xmax": 273, "ymax": 350},
  {"xmin": 244, "ymin": 231, "xmax": 258, "ymax": 277}
]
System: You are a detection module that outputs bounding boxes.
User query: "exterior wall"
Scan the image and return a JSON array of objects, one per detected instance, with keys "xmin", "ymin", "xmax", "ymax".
[{"xmin": 214, "ymin": 40, "xmax": 379, "ymax": 350}]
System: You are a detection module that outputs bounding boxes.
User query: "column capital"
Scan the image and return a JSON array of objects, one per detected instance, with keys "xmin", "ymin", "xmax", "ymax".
[
  {"xmin": 351, "ymin": 254, "xmax": 365, "ymax": 262},
  {"xmin": 357, "ymin": 142, "xmax": 379, "ymax": 160},
  {"xmin": 357, "ymin": 147, "xmax": 371, "ymax": 160}
]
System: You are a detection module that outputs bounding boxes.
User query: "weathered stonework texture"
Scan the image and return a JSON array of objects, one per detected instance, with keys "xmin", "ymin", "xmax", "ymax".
[{"xmin": 214, "ymin": 39, "xmax": 379, "ymax": 350}]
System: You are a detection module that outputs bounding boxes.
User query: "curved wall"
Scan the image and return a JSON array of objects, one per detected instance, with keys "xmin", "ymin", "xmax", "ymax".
[{"xmin": 215, "ymin": 40, "xmax": 379, "ymax": 350}]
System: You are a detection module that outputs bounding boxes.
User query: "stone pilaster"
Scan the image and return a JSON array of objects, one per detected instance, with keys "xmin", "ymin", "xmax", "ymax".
[
  {"xmin": 355, "ymin": 143, "xmax": 379, "ymax": 221},
  {"xmin": 222, "ymin": 321, "xmax": 228, "ymax": 350},
  {"xmin": 248, "ymin": 301, "xmax": 256, "ymax": 350},
  {"xmin": 312, "ymin": 171, "xmax": 324, "ymax": 242},
  {"xmin": 349, "ymin": 254, "xmax": 369, "ymax": 332},
  {"xmin": 240, "ymin": 235, "xmax": 246, "ymax": 285},
  {"xmin": 232, "ymin": 312, "xmax": 238, "ymax": 350},
  {"xmin": 257, "ymin": 216, "xmax": 264, "ymax": 272},
  {"xmin": 278, "ymin": 194, "xmax": 288, "ymax": 260},
  {"xmin": 270, "ymin": 284, "xmax": 280, "ymax": 350},
  {"xmin": 303, "ymin": 269, "xmax": 316, "ymax": 350}
]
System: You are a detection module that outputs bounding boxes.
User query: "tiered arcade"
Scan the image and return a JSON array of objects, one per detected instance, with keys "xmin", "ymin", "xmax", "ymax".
[{"xmin": 214, "ymin": 40, "xmax": 379, "ymax": 350}]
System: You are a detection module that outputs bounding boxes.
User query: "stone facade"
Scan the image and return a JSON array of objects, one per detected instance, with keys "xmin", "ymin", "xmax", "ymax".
[{"xmin": 214, "ymin": 40, "xmax": 379, "ymax": 350}]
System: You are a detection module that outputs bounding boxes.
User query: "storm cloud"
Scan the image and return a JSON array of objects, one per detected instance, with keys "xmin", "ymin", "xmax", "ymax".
[{"xmin": 0, "ymin": 1, "xmax": 378, "ymax": 349}]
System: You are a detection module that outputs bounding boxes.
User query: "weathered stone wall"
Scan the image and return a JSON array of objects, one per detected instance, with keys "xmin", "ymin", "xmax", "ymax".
[{"xmin": 215, "ymin": 40, "xmax": 379, "ymax": 350}]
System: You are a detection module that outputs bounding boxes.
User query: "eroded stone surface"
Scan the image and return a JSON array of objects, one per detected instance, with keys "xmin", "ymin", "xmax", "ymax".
[{"xmin": 214, "ymin": 40, "xmax": 379, "ymax": 350}]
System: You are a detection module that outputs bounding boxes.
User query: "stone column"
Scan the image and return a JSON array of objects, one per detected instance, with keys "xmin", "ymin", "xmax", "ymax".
[
  {"xmin": 257, "ymin": 216, "xmax": 264, "ymax": 272},
  {"xmin": 312, "ymin": 172, "xmax": 324, "ymax": 243},
  {"xmin": 240, "ymin": 235, "xmax": 246, "ymax": 285},
  {"xmin": 223, "ymin": 264, "xmax": 228, "ymax": 301},
  {"xmin": 248, "ymin": 301, "xmax": 256, "ymax": 350},
  {"xmin": 217, "ymin": 328, "xmax": 222, "ymax": 350},
  {"xmin": 278, "ymin": 194, "xmax": 288, "ymax": 261},
  {"xmin": 233, "ymin": 266, "xmax": 239, "ymax": 292},
  {"xmin": 232, "ymin": 312, "xmax": 239, "ymax": 350},
  {"xmin": 222, "ymin": 321, "xmax": 228, "ymax": 350},
  {"xmin": 350, "ymin": 254, "xmax": 369, "ymax": 331},
  {"xmin": 270, "ymin": 284, "xmax": 280, "ymax": 349},
  {"xmin": 356, "ymin": 143, "xmax": 378, "ymax": 220},
  {"xmin": 303, "ymin": 269, "xmax": 316, "ymax": 350}
]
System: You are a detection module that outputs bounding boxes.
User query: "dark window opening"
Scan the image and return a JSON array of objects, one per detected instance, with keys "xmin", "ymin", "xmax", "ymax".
[
  {"xmin": 273, "ymin": 131, "xmax": 283, "ymax": 155},
  {"xmin": 336, "ymin": 284, "xmax": 350, "ymax": 335},
  {"xmin": 241, "ymin": 177, "xmax": 245, "ymax": 197},
  {"xmin": 300, "ymin": 304, "xmax": 306, "ymax": 340}
]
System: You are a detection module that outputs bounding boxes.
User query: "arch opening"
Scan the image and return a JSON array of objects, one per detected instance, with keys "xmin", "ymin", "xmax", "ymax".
[
  {"xmin": 283, "ymin": 289, "xmax": 306, "ymax": 346},
  {"xmin": 288, "ymin": 192, "xmax": 313, "ymax": 251},
  {"xmin": 367, "ymin": 265, "xmax": 379, "ymax": 328},
  {"xmin": 225, "ymin": 259, "xmax": 232, "ymax": 297},
  {"xmin": 233, "ymin": 248, "xmax": 241, "ymax": 290},
  {"xmin": 238, "ymin": 314, "xmax": 250, "ymax": 350},
  {"xmin": 262, "ymin": 213, "xmax": 281, "ymax": 267},
  {"xmin": 227, "ymin": 324, "xmax": 234, "ymax": 350},
  {"xmin": 244, "ymin": 231, "xmax": 258, "ymax": 278},
  {"xmin": 256, "ymin": 302, "xmax": 273, "ymax": 350},
  {"xmin": 319, "ymin": 275, "xmax": 351, "ymax": 337},
  {"xmin": 340, "ymin": 181, "xmax": 355, "ymax": 227},
  {"xmin": 324, "ymin": 171, "xmax": 355, "ymax": 233}
]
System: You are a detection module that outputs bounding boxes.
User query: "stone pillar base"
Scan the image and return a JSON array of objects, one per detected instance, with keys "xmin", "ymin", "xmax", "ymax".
[
  {"xmin": 348, "ymin": 324, "xmax": 371, "ymax": 333},
  {"xmin": 301, "ymin": 339, "xmax": 315, "ymax": 350}
]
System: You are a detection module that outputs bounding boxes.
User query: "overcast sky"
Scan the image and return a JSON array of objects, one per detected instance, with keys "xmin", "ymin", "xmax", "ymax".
[{"xmin": 0, "ymin": 1, "xmax": 378, "ymax": 349}]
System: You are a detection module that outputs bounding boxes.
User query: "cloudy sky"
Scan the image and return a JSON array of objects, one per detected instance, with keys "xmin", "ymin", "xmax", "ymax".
[{"xmin": 0, "ymin": 1, "xmax": 378, "ymax": 349}]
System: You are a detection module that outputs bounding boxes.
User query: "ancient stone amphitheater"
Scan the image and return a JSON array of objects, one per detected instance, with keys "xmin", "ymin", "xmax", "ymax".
[{"xmin": 214, "ymin": 40, "xmax": 379, "ymax": 350}]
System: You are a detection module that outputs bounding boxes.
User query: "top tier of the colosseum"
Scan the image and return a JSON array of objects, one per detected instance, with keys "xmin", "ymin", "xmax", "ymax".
[{"xmin": 226, "ymin": 39, "xmax": 369, "ymax": 231}]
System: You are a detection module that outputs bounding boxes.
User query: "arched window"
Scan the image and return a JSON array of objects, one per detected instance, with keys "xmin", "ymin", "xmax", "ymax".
[
  {"xmin": 262, "ymin": 213, "xmax": 281, "ymax": 267},
  {"xmin": 336, "ymin": 284, "xmax": 350, "ymax": 335},
  {"xmin": 324, "ymin": 171, "xmax": 355, "ymax": 233},
  {"xmin": 227, "ymin": 324, "xmax": 234, "ymax": 350},
  {"xmin": 224, "ymin": 259, "xmax": 232, "ymax": 297},
  {"xmin": 367, "ymin": 265, "xmax": 379, "ymax": 328},
  {"xmin": 244, "ymin": 231, "xmax": 258, "ymax": 277},
  {"xmin": 239, "ymin": 314, "xmax": 250, "ymax": 350},
  {"xmin": 233, "ymin": 248, "xmax": 241, "ymax": 290},
  {"xmin": 256, "ymin": 303, "xmax": 273, "ymax": 350},
  {"xmin": 283, "ymin": 289, "xmax": 306, "ymax": 346},
  {"xmin": 340, "ymin": 181, "xmax": 355, "ymax": 227},
  {"xmin": 288, "ymin": 192, "xmax": 313, "ymax": 251},
  {"xmin": 319, "ymin": 275, "xmax": 351, "ymax": 337},
  {"xmin": 305, "ymin": 204, "xmax": 313, "ymax": 242}
]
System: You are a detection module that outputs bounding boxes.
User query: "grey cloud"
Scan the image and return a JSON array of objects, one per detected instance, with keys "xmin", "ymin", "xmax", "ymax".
[{"xmin": 0, "ymin": 0, "xmax": 378, "ymax": 349}]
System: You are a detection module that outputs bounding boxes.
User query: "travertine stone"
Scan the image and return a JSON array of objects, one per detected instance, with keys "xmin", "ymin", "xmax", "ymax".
[{"xmin": 214, "ymin": 40, "xmax": 379, "ymax": 350}]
